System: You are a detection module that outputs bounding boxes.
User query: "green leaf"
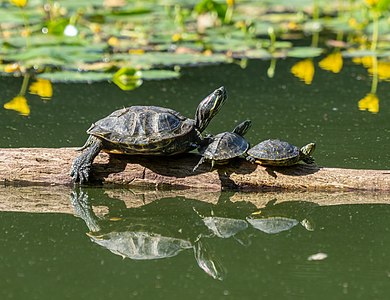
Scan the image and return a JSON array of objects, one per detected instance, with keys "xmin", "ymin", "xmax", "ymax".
[
  {"xmin": 112, "ymin": 67, "xmax": 143, "ymax": 91},
  {"xmin": 37, "ymin": 71, "xmax": 112, "ymax": 83},
  {"xmin": 141, "ymin": 70, "xmax": 180, "ymax": 80},
  {"xmin": 287, "ymin": 47, "xmax": 323, "ymax": 58},
  {"xmin": 111, "ymin": 52, "xmax": 227, "ymax": 68}
]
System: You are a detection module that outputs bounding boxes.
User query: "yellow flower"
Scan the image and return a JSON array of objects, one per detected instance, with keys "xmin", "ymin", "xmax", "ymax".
[
  {"xmin": 29, "ymin": 78, "xmax": 53, "ymax": 100},
  {"xmin": 358, "ymin": 93, "xmax": 379, "ymax": 113},
  {"xmin": 128, "ymin": 49, "xmax": 145, "ymax": 55},
  {"xmin": 107, "ymin": 36, "xmax": 120, "ymax": 47},
  {"xmin": 4, "ymin": 96, "xmax": 30, "ymax": 116},
  {"xmin": 4, "ymin": 63, "xmax": 21, "ymax": 73},
  {"xmin": 291, "ymin": 59, "xmax": 314, "ymax": 84},
  {"xmin": 365, "ymin": 0, "xmax": 379, "ymax": 7},
  {"xmin": 369, "ymin": 61, "xmax": 390, "ymax": 81},
  {"xmin": 319, "ymin": 52, "xmax": 343, "ymax": 73},
  {"xmin": 226, "ymin": 0, "xmax": 235, "ymax": 6},
  {"xmin": 9, "ymin": 0, "xmax": 28, "ymax": 7},
  {"xmin": 352, "ymin": 56, "xmax": 374, "ymax": 68},
  {"xmin": 171, "ymin": 33, "xmax": 182, "ymax": 42}
]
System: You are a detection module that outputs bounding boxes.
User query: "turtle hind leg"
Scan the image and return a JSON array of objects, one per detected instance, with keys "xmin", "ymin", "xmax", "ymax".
[{"xmin": 70, "ymin": 136, "xmax": 103, "ymax": 183}]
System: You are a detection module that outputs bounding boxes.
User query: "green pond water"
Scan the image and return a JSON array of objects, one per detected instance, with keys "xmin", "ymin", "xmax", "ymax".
[{"xmin": 1, "ymin": 59, "xmax": 390, "ymax": 299}]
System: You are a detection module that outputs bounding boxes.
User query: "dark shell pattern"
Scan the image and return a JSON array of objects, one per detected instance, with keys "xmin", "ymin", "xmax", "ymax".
[
  {"xmin": 247, "ymin": 139, "xmax": 300, "ymax": 164},
  {"xmin": 87, "ymin": 106, "xmax": 198, "ymax": 153},
  {"xmin": 203, "ymin": 132, "xmax": 249, "ymax": 161}
]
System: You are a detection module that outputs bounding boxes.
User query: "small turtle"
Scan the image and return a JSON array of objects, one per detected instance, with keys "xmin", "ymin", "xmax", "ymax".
[
  {"xmin": 246, "ymin": 216, "xmax": 299, "ymax": 234},
  {"xmin": 193, "ymin": 120, "xmax": 251, "ymax": 171},
  {"xmin": 71, "ymin": 87, "xmax": 227, "ymax": 183},
  {"xmin": 246, "ymin": 139, "xmax": 316, "ymax": 166}
]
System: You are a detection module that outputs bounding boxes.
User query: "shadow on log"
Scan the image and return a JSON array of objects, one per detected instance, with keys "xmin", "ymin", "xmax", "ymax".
[{"xmin": 0, "ymin": 147, "xmax": 389, "ymax": 191}]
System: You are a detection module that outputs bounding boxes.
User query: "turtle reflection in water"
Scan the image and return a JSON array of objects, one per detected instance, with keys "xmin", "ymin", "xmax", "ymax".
[
  {"xmin": 71, "ymin": 87, "xmax": 227, "ymax": 183},
  {"xmin": 194, "ymin": 208, "xmax": 249, "ymax": 246},
  {"xmin": 70, "ymin": 189, "xmax": 226, "ymax": 280},
  {"xmin": 246, "ymin": 200, "xmax": 316, "ymax": 234}
]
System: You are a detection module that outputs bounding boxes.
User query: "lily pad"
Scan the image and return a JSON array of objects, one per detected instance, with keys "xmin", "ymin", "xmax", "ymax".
[
  {"xmin": 112, "ymin": 67, "xmax": 143, "ymax": 90},
  {"xmin": 287, "ymin": 47, "xmax": 323, "ymax": 58},
  {"xmin": 141, "ymin": 69, "xmax": 180, "ymax": 80},
  {"xmin": 111, "ymin": 52, "xmax": 227, "ymax": 68},
  {"xmin": 37, "ymin": 71, "xmax": 112, "ymax": 83}
]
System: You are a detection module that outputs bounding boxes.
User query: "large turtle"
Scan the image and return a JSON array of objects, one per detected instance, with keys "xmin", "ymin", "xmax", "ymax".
[
  {"xmin": 71, "ymin": 87, "xmax": 227, "ymax": 182},
  {"xmin": 193, "ymin": 119, "xmax": 251, "ymax": 171},
  {"xmin": 70, "ymin": 189, "xmax": 226, "ymax": 280},
  {"xmin": 246, "ymin": 139, "xmax": 316, "ymax": 166}
]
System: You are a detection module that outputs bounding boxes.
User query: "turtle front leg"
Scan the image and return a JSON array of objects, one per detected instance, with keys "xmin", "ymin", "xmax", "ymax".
[
  {"xmin": 193, "ymin": 156, "xmax": 206, "ymax": 172},
  {"xmin": 70, "ymin": 136, "xmax": 103, "ymax": 183},
  {"xmin": 246, "ymin": 156, "xmax": 256, "ymax": 164}
]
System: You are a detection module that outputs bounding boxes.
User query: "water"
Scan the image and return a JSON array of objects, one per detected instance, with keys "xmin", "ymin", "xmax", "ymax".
[
  {"xmin": 1, "ymin": 58, "xmax": 390, "ymax": 299},
  {"xmin": 1, "ymin": 59, "xmax": 389, "ymax": 168},
  {"xmin": 2, "ymin": 189, "xmax": 390, "ymax": 299}
]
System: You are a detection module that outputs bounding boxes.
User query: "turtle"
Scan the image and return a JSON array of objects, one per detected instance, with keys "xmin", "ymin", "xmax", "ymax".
[
  {"xmin": 193, "ymin": 119, "xmax": 251, "ymax": 171},
  {"xmin": 70, "ymin": 86, "xmax": 227, "ymax": 183},
  {"xmin": 246, "ymin": 139, "xmax": 316, "ymax": 166},
  {"xmin": 70, "ymin": 189, "xmax": 225, "ymax": 280},
  {"xmin": 246, "ymin": 216, "xmax": 299, "ymax": 234},
  {"xmin": 88, "ymin": 231, "xmax": 193, "ymax": 260}
]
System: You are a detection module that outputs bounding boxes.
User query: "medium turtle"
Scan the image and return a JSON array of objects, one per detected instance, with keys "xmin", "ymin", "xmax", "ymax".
[
  {"xmin": 193, "ymin": 119, "xmax": 251, "ymax": 171},
  {"xmin": 246, "ymin": 139, "xmax": 316, "ymax": 166},
  {"xmin": 71, "ymin": 87, "xmax": 227, "ymax": 182}
]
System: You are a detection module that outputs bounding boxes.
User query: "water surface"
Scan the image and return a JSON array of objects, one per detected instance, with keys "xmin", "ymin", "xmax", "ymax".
[{"xmin": 0, "ymin": 58, "xmax": 390, "ymax": 299}]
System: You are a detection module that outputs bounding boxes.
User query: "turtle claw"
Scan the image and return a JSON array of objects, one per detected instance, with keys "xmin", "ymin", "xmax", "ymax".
[
  {"xmin": 70, "ymin": 156, "xmax": 92, "ymax": 183},
  {"xmin": 72, "ymin": 165, "xmax": 91, "ymax": 184},
  {"xmin": 70, "ymin": 137, "xmax": 103, "ymax": 184}
]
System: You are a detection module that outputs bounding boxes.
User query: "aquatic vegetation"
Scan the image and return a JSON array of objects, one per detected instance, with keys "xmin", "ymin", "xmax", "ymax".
[
  {"xmin": 291, "ymin": 59, "xmax": 315, "ymax": 85},
  {"xmin": 29, "ymin": 78, "xmax": 53, "ymax": 100},
  {"xmin": 319, "ymin": 52, "xmax": 343, "ymax": 73},
  {"xmin": 3, "ymin": 95, "xmax": 30, "ymax": 116},
  {"xmin": 358, "ymin": 93, "xmax": 379, "ymax": 113},
  {"xmin": 0, "ymin": 0, "xmax": 389, "ymax": 114}
]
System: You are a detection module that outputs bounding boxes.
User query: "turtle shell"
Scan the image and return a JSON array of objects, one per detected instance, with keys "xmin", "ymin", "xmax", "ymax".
[
  {"xmin": 247, "ymin": 139, "xmax": 300, "ymax": 166},
  {"xmin": 246, "ymin": 216, "xmax": 299, "ymax": 234},
  {"xmin": 88, "ymin": 231, "xmax": 192, "ymax": 260},
  {"xmin": 202, "ymin": 216, "xmax": 248, "ymax": 238},
  {"xmin": 203, "ymin": 132, "xmax": 249, "ymax": 161},
  {"xmin": 87, "ymin": 106, "xmax": 199, "ymax": 155}
]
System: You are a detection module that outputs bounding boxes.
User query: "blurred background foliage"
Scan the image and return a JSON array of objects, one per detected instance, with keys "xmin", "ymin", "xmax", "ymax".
[{"xmin": 0, "ymin": 0, "xmax": 389, "ymax": 115}]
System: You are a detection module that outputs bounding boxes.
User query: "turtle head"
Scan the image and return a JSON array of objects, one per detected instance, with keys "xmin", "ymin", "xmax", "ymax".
[
  {"xmin": 300, "ymin": 143, "xmax": 316, "ymax": 164},
  {"xmin": 301, "ymin": 143, "xmax": 316, "ymax": 156},
  {"xmin": 232, "ymin": 120, "xmax": 252, "ymax": 136},
  {"xmin": 195, "ymin": 86, "xmax": 227, "ymax": 133}
]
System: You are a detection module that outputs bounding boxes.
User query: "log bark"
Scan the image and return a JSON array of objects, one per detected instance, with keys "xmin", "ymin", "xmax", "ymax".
[{"xmin": 0, "ymin": 147, "xmax": 389, "ymax": 192}]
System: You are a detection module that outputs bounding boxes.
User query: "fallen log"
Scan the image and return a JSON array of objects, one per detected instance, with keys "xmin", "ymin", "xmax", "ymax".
[{"xmin": 0, "ymin": 147, "xmax": 389, "ymax": 191}]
